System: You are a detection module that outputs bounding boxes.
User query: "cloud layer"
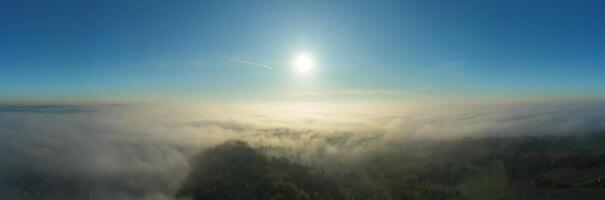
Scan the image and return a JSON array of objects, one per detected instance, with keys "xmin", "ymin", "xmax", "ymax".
[{"xmin": 1, "ymin": 102, "xmax": 605, "ymax": 199}]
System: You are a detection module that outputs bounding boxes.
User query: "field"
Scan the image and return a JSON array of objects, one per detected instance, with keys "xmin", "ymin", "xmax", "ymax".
[{"xmin": 458, "ymin": 160, "xmax": 514, "ymax": 200}]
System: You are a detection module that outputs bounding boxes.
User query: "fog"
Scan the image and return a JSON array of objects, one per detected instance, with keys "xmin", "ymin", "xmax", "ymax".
[{"xmin": 1, "ymin": 102, "xmax": 605, "ymax": 199}]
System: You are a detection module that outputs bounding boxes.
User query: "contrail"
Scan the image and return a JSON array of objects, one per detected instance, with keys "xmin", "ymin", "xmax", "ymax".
[{"xmin": 214, "ymin": 55, "xmax": 275, "ymax": 70}]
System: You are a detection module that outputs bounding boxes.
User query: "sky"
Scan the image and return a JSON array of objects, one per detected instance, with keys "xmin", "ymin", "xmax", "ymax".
[{"xmin": 2, "ymin": 0, "xmax": 605, "ymax": 104}]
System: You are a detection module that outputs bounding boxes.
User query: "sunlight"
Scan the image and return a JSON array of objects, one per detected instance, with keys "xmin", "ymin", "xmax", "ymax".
[{"xmin": 292, "ymin": 52, "xmax": 315, "ymax": 74}]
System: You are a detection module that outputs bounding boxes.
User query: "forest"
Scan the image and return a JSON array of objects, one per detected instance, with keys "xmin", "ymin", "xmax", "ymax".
[{"xmin": 177, "ymin": 133, "xmax": 605, "ymax": 200}]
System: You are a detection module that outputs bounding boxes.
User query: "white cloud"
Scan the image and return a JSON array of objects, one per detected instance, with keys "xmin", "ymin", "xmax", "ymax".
[
  {"xmin": 288, "ymin": 89, "xmax": 404, "ymax": 97},
  {"xmin": 1, "ymin": 101, "xmax": 605, "ymax": 199}
]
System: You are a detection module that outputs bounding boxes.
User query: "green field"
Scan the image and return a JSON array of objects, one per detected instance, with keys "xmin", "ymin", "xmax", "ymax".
[{"xmin": 457, "ymin": 160, "xmax": 514, "ymax": 200}]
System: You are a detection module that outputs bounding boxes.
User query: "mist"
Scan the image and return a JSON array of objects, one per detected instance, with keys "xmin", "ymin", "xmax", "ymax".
[{"xmin": 1, "ymin": 101, "xmax": 605, "ymax": 199}]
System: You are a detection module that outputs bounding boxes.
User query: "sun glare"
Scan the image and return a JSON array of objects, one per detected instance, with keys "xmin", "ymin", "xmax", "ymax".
[{"xmin": 293, "ymin": 52, "xmax": 315, "ymax": 74}]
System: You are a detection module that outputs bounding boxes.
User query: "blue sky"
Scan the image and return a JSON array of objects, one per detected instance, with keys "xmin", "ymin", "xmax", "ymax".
[{"xmin": 2, "ymin": 0, "xmax": 605, "ymax": 103}]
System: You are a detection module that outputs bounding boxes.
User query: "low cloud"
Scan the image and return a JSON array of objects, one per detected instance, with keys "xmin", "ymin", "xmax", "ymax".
[
  {"xmin": 288, "ymin": 89, "xmax": 405, "ymax": 97},
  {"xmin": 0, "ymin": 105, "xmax": 96, "ymax": 114},
  {"xmin": 1, "ymin": 102, "xmax": 605, "ymax": 199}
]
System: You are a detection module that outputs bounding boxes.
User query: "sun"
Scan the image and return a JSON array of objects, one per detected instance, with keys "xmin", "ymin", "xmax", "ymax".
[{"xmin": 293, "ymin": 52, "xmax": 315, "ymax": 74}]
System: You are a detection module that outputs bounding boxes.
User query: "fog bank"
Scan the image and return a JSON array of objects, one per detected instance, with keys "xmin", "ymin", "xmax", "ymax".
[{"xmin": 1, "ymin": 102, "xmax": 604, "ymax": 199}]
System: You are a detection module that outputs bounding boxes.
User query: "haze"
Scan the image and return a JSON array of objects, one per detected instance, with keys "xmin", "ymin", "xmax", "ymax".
[{"xmin": 2, "ymin": 1, "xmax": 605, "ymax": 200}]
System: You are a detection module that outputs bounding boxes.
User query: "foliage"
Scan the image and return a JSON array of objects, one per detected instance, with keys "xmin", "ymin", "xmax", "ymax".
[
  {"xmin": 178, "ymin": 134, "xmax": 605, "ymax": 200},
  {"xmin": 177, "ymin": 140, "xmax": 473, "ymax": 200},
  {"xmin": 176, "ymin": 140, "xmax": 343, "ymax": 200}
]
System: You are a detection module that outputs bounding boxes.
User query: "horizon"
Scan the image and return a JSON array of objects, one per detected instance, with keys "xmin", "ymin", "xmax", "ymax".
[
  {"xmin": 3, "ymin": 0, "xmax": 605, "ymax": 104},
  {"xmin": 3, "ymin": 1, "xmax": 605, "ymax": 200}
]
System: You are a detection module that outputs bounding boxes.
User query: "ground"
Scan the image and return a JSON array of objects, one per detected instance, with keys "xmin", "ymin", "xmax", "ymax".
[{"xmin": 458, "ymin": 160, "xmax": 514, "ymax": 200}]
